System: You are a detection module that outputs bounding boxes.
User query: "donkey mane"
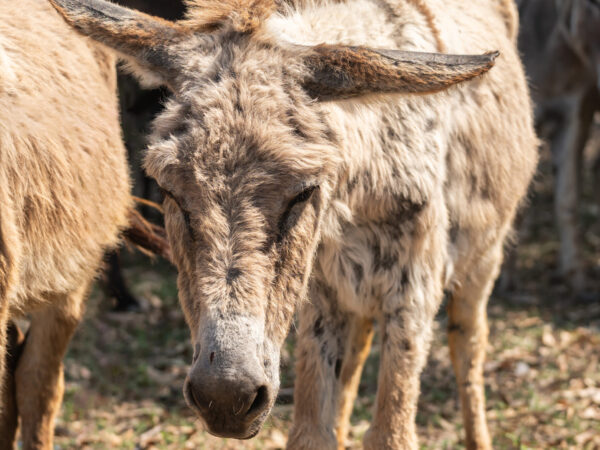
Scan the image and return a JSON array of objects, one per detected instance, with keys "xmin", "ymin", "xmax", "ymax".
[{"xmin": 183, "ymin": 0, "xmax": 276, "ymax": 32}]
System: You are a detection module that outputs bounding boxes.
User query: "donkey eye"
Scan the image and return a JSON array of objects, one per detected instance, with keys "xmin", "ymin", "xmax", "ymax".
[
  {"xmin": 277, "ymin": 185, "xmax": 318, "ymax": 239},
  {"xmin": 160, "ymin": 188, "xmax": 196, "ymax": 241},
  {"xmin": 290, "ymin": 185, "xmax": 318, "ymax": 206}
]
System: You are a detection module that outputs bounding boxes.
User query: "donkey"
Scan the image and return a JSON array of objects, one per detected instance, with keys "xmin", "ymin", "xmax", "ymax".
[
  {"xmin": 49, "ymin": 0, "xmax": 538, "ymax": 448},
  {"xmin": 0, "ymin": 0, "xmax": 133, "ymax": 448},
  {"xmin": 518, "ymin": 0, "xmax": 600, "ymax": 291}
]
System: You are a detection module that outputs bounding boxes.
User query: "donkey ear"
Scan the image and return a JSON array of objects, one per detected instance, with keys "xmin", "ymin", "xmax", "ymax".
[
  {"xmin": 48, "ymin": 0, "xmax": 188, "ymax": 87},
  {"xmin": 301, "ymin": 44, "xmax": 499, "ymax": 101}
]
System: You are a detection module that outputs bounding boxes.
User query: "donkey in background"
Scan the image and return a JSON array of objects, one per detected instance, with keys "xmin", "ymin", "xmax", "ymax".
[
  {"xmin": 518, "ymin": 0, "xmax": 600, "ymax": 291},
  {"xmin": 50, "ymin": 0, "xmax": 538, "ymax": 448}
]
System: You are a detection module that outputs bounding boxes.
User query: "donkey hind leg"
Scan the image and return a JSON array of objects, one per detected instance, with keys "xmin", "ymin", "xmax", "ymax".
[
  {"xmin": 335, "ymin": 317, "xmax": 374, "ymax": 450},
  {"xmin": 287, "ymin": 280, "xmax": 363, "ymax": 450},
  {"xmin": 0, "ymin": 322, "xmax": 25, "ymax": 450},
  {"xmin": 447, "ymin": 245, "xmax": 504, "ymax": 450},
  {"xmin": 15, "ymin": 287, "xmax": 86, "ymax": 450}
]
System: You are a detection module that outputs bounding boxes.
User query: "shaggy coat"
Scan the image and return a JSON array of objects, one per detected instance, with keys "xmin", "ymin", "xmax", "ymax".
[
  {"xmin": 0, "ymin": 0, "xmax": 131, "ymax": 447},
  {"xmin": 49, "ymin": 0, "xmax": 538, "ymax": 448}
]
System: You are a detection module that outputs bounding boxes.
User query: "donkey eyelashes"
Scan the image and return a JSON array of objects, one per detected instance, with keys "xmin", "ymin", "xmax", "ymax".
[{"xmin": 277, "ymin": 185, "xmax": 319, "ymax": 239}]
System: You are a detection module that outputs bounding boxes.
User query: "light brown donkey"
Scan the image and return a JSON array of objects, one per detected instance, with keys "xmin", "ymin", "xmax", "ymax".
[
  {"xmin": 0, "ymin": 0, "xmax": 132, "ymax": 448},
  {"xmin": 49, "ymin": 0, "xmax": 538, "ymax": 448}
]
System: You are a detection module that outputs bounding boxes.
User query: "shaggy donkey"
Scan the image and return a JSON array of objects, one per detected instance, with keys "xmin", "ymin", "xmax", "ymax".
[
  {"xmin": 0, "ymin": 0, "xmax": 132, "ymax": 448},
  {"xmin": 50, "ymin": 0, "xmax": 538, "ymax": 448},
  {"xmin": 518, "ymin": 0, "xmax": 600, "ymax": 290}
]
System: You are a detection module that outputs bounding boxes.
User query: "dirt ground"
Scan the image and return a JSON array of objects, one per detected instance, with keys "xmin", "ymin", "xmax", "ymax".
[{"xmin": 40, "ymin": 139, "xmax": 600, "ymax": 449}]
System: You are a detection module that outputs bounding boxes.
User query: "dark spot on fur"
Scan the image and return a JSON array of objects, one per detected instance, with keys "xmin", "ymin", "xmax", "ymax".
[
  {"xmin": 352, "ymin": 262, "xmax": 364, "ymax": 284},
  {"xmin": 347, "ymin": 176, "xmax": 359, "ymax": 193},
  {"xmin": 209, "ymin": 352, "xmax": 215, "ymax": 364},
  {"xmin": 449, "ymin": 224, "xmax": 460, "ymax": 244},
  {"xmin": 372, "ymin": 242, "xmax": 398, "ymax": 271},
  {"xmin": 327, "ymin": 352, "xmax": 335, "ymax": 367},
  {"xmin": 469, "ymin": 173, "xmax": 479, "ymax": 198},
  {"xmin": 287, "ymin": 109, "xmax": 308, "ymax": 139},
  {"xmin": 400, "ymin": 268, "xmax": 409, "ymax": 288},
  {"xmin": 234, "ymin": 96, "xmax": 243, "ymax": 114},
  {"xmin": 402, "ymin": 339, "xmax": 411, "ymax": 351},
  {"xmin": 480, "ymin": 186, "xmax": 492, "ymax": 200},
  {"xmin": 313, "ymin": 317, "xmax": 324, "ymax": 338},
  {"xmin": 425, "ymin": 117, "xmax": 437, "ymax": 131},
  {"xmin": 323, "ymin": 124, "xmax": 338, "ymax": 143},
  {"xmin": 335, "ymin": 358, "xmax": 342, "ymax": 378},
  {"xmin": 316, "ymin": 110, "xmax": 338, "ymax": 144},
  {"xmin": 448, "ymin": 323, "xmax": 464, "ymax": 334},
  {"xmin": 387, "ymin": 126, "xmax": 400, "ymax": 140},
  {"xmin": 226, "ymin": 267, "xmax": 241, "ymax": 285},
  {"xmin": 362, "ymin": 173, "xmax": 372, "ymax": 191}
]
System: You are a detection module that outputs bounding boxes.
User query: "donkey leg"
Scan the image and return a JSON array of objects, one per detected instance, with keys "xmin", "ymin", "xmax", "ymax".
[
  {"xmin": 362, "ymin": 312, "xmax": 433, "ymax": 449},
  {"xmin": 447, "ymin": 246, "xmax": 503, "ymax": 450},
  {"xmin": 551, "ymin": 90, "xmax": 595, "ymax": 290},
  {"xmin": 335, "ymin": 317, "xmax": 373, "ymax": 450},
  {"xmin": 287, "ymin": 280, "xmax": 353, "ymax": 450},
  {"xmin": 0, "ymin": 322, "xmax": 25, "ymax": 450},
  {"xmin": 15, "ymin": 287, "xmax": 86, "ymax": 450},
  {"xmin": 363, "ymin": 262, "xmax": 444, "ymax": 450}
]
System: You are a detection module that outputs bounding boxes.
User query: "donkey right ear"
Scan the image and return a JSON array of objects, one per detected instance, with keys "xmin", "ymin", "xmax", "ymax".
[{"xmin": 48, "ymin": 0, "xmax": 189, "ymax": 88}]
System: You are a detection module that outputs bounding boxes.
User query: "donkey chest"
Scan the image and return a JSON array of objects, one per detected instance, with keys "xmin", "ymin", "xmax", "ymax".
[{"xmin": 315, "ymin": 222, "xmax": 413, "ymax": 317}]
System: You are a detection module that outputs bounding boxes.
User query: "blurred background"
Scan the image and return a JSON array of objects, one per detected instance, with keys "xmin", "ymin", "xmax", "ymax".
[{"xmin": 54, "ymin": 0, "xmax": 600, "ymax": 448}]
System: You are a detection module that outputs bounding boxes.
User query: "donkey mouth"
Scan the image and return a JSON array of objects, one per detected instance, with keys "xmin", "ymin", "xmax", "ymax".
[{"xmin": 183, "ymin": 378, "xmax": 271, "ymax": 439}]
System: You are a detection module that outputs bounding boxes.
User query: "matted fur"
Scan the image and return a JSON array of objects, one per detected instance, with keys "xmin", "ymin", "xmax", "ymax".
[
  {"xmin": 48, "ymin": 0, "xmax": 538, "ymax": 448},
  {"xmin": 0, "ymin": 0, "xmax": 131, "ymax": 447}
]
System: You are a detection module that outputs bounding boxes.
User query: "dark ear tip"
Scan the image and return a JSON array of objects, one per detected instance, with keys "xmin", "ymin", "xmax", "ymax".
[{"xmin": 487, "ymin": 50, "xmax": 500, "ymax": 61}]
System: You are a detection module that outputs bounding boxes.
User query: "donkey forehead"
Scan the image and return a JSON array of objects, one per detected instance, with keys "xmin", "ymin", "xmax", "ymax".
[{"xmin": 145, "ymin": 78, "xmax": 337, "ymax": 188}]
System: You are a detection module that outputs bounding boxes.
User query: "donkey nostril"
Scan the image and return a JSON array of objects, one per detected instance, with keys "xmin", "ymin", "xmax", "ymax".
[
  {"xmin": 186, "ymin": 381, "xmax": 202, "ymax": 411},
  {"xmin": 245, "ymin": 385, "xmax": 269, "ymax": 418},
  {"xmin": 209, "ymin": 352, "xmax": 215, "ymax": 364}
]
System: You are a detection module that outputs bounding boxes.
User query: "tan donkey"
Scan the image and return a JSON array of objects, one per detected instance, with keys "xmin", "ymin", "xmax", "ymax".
[
  {"xmin": 50, "ymin": 0, "xmax": 538, "ymax": 448},
  {"xmin": 0, "ymin": 0, "xmax": 132, "ymax": 448}
]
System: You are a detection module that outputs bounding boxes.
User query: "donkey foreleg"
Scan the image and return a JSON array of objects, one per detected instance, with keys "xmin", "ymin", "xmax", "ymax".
[
  {"xmin": 363, "ymin": 271, "xmax": 442, "ymax": 450},
  {"xmin": 15, "ymin": 287, "xmax": 86, "ymax": 450},
  {"xmin": 288, "ymin": 279, "xmax": 355, "ymax": 450}
]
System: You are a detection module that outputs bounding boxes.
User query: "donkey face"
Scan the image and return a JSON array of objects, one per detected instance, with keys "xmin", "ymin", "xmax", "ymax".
[
  {"xmin": 145, "ymin": 52, "xmax": 338, "ymax": 437},
  {"xmin": 49, "ymin": 0, "xmax": 497, "ymax": 439}
]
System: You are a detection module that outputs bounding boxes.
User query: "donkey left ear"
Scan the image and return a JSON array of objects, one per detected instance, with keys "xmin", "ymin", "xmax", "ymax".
[
  {"xmin": 301, "ymin": 44, "xmax": 499, "ymax": 101},
  {"xmin": 48, "ymin": 0, "xmax": 189, "ymax": 87}
]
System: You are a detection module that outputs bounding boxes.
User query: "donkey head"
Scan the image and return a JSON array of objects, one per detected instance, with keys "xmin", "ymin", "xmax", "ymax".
[{"xmin": 49, "ymin": 0, "xmax": 497, "ymax": 439}]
